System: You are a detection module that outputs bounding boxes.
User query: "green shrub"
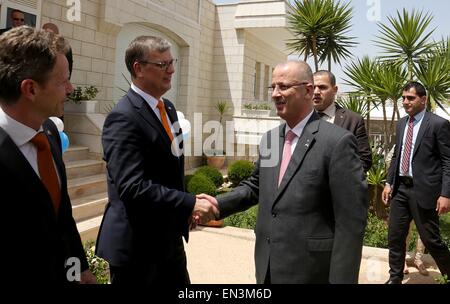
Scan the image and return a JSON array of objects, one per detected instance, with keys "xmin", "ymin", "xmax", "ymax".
[
  {"xmin": 187, "ymin": 174, "xmax": 217, "ymax": 196},
  {"xmin": 224, "ymin": 205, "xmax": 258, "ymax": 229},
  {"xmin": 184, "ymin": 174, "xmax": 194, "ymax": 187},
  {"xmin": 84, "ymin": 241, "xmax": 109, "ymax": 284},
  {"xmin": 194, "ymin": 166, "xmax": 224, "ymax": 187},
  {"xmin": 440, "ymin": 213, "xmax": 450, "ymax": 249},
  {"xmin": 228, "ymin": 160, "xmax": 255, "ymax": 186},
  {"xmin": 364, "ymin": 212, "xmax": 388, "ymax": 248}
]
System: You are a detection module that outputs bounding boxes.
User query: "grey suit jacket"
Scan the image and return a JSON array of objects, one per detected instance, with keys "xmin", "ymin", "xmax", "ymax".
[
  {"xmin": 218, "ymin": 112, "xmax": 368, "ymax": 284},
  {"xmin": 387, "ymin": 111, "xmax": 450, "ymax": 209},
  {"xmin": 333, "ymin": 104, "xmax": 372, "ymax": 172}
]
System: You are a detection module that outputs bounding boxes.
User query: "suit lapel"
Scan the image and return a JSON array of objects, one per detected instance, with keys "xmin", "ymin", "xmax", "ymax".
[
  {"xmin": 333, "ymin": 105, "xmax": 346, "ymax": 126},
  {"xmin": 273, "ymin": 115, "xmax": 318, "ymax": 205},
  {"xmin": 45, "ymin": 125, "xmax": 67, "ymax": 190},
  {"xmin": 127, "ymin": 90, "xmax": 173, "ymax": 150},
  {"xmin": 412, "ymin": 111, "xmax": 430, "ymax": 158},
  {"xmin": 0, "ymin": 127, "xmax": 56, "ymax": 218}
]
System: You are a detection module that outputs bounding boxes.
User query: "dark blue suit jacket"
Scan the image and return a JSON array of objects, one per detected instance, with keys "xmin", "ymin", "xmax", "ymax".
[
  {"xmin": 0, "ymin": 119, "xmax": 88, "ymax": 283},
  {"xmin": 95, "ymin": 89, "xmax": 195, "ymax": 279}
]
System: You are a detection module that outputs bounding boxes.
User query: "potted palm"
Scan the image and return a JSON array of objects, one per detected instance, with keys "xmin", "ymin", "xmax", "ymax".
[{"xmin": 205, "ymin": 101, "xmax": 229, "ymax": 169}]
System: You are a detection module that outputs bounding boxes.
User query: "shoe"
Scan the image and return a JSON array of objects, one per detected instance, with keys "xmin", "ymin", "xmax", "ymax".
[
  {"xmin": 385, "ymin": 278, "xmax": 402, "ymax": 284},
  {"xmin": 403, "ymin": 262, "xmax": 409, "ymax": 274},
  {"xmin": 414, "ymin": 261, "xmax": 429, "ymax": 276}
]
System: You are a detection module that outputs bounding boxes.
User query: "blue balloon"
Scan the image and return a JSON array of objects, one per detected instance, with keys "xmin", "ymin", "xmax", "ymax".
[{"xmin": 59, "ymin": 131, "xmax": 69, "ymax": 153}]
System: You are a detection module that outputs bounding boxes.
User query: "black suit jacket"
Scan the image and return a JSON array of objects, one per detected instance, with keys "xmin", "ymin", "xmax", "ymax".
[
  {"xmin": 387, "ymin": 111, "xmax": 450, "ymax": 209},
  {"xmin": 218, "ymin": 113, "xmax": 368, "ymax": 283},
  {"xmin": 0, "ymin": 119, "xmax": 88, "ymax": 283},
  {"xmin": 333, "ymin": 104, "xmax": 372, "ymax": 172},
  {"xmin": 95, "ymin": 89, "xmax": 195, "ymax": 278}
]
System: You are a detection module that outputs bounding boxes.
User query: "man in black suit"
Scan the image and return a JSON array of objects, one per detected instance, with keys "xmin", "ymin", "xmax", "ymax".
[
  {"xmin": 382, "ymin": 81, "xmax": 450, "ymax": 284},
  {"xmin": 0, "ymin": 9, "xmax": 25, "ymax": 35},
  {"xmin": 0, "ymin": 26, "xmax": 95, "ymax": 284},
  {"xmin": 198, "ymin": 61, "xmax": 368, "ymax": 283},
  {"xmin": 95, "ymin": 36, "xmax": 218, "ymax": 285},
  {"xmin": 313, "ymin": 71, "xmax": 372, "ymax": 172}
]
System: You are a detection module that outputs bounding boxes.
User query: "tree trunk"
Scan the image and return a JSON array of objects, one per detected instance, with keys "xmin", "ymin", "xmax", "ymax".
[{"xmin": 312, "ymin": 34, "xmax": 319, "ymax": 72}]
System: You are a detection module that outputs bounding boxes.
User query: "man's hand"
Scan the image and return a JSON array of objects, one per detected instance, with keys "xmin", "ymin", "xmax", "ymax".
[
  {"xmin": 191, "ymin": 195, "xmax": 219, "ymax": 226},
  {"xmin": 382, "ymin": 184, "xmax": 392, "ymax": 206},
  {"xmin": 80, "ymin": 269, "xmax": 97, "ymax": 284},
  {"xmin": 436, "ymin": 196, "xmax": 450, "ymax": 215}
]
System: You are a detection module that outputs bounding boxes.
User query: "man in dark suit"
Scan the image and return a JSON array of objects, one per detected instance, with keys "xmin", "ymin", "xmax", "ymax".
[
  {"xmin": 382, "ymin": 81, "xmax": 450, "ymax": 284},
  {"xmin": 313, "ymin": 70, "xmax": 372, "ymax": 172},
  {"xmin": 0, "ymin": 9, "xmax": 25, "ymax": 35},
  {"xmin": 0, "ymin": 26, "xmax": 95, "ymax": 284},
  {"xmin": 198, "ymin": 61, "xmax": 368, "ymax": 283},
  {"xmin": 95, "ymin": 36, "xmax": 218, "ymax": 285}
]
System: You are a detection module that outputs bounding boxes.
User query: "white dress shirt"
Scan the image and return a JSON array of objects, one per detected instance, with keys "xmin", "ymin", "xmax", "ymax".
[
  {"xmin": 399, "ymin": 109, "xmax": 426, "ymax": 177},
  {"xmin": 318, "ymin": 103, "xmax": 336, "ymax": 123},
  {"xmin": 284, "ymin": 110, "xmax": 314, "ymax": 155}
]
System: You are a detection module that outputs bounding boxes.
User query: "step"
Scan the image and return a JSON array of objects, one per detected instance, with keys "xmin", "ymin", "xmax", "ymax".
[
  {"xmin": 68, "ymin": 174, "xmax": 107, "ymax": 200},
  {"xmin": 63, "ymin": 146, "xmax": 89, "ymax": 162},
  {"xmin": 72, "ymin": 192, "xmax": 108, "ymax": 222},
  {"xmin": 77, "ymin": 215, "xmax": 103, "ymax": 243},
  {"xmin": 66, "ymin": 159, "xmax": 105, "ymax": 179}
]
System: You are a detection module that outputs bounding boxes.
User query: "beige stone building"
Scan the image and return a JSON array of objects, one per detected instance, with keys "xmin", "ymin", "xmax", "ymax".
[{"xmin": 1, "ymin": 0, "xmax": 293, "ymax": 166}]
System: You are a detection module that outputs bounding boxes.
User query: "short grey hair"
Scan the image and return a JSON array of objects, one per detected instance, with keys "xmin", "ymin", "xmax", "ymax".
[{"xmin": 125, "ymin": 36, "xmax": 171, "ymax": 78}]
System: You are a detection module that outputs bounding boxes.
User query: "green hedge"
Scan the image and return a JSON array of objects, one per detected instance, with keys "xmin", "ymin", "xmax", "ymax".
[
  {"xmin": 228, "ymin": 160, "xmax": 255, "ymax": 186},
  {"xmin": 194, "ymin": 166, "xmax": 224, "ymax": 187},
  {"xmin": 84, "ymin": 241, "xmax": 109, "ymax": 284},
  {"xmin": 187, "ymin": 174, "xmax": 217, "ymax": 196},
  {"xmin": 224, "ymin": 205, "xmax": 258, "ymax": 229},
  {"xmin": 363, "ymin": 212, "xmax": 388, "ymax": 248}
]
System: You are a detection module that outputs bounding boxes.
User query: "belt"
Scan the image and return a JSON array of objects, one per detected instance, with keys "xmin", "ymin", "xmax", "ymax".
[{"xmin": 399, "ymin": 176, "xmax": 413, "ymax": 187}]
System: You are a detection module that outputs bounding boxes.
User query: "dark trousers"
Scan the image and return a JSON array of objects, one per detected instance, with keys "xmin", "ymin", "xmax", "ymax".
[
  {"xmin": 109, "ymin": 241, "xmax": 190, "ymax": 286},
  {"xmin": 388, "ymin": 182, "xmax": 450, "ymax": 280}
]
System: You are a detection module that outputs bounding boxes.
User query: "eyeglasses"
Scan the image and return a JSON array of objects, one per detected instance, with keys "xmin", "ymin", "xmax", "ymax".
[
  {"xmin": 268, "ymin": 82, "xmax": 310, "ymax": 94},
  {"xmin": 139, "ymin": 59, "xmax": 177, "ymax": 71},
  {"xmin": 13, "ymin": 18, "xmax": 25, "ymax": 21}
]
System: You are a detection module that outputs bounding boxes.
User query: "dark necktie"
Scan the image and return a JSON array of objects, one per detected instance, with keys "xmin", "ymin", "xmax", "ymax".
[
  {"xmin": 401, "ymin": 117, "xmax": 415, "ymax": 175},
  {"xmin": 30, "ymin": 132, "xmax": 61, "ymax": 213}
]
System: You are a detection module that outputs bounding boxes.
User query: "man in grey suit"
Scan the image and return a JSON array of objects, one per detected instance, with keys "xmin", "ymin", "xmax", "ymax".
[
  {"xmin": 313, "ymin": 70, "xmax": 372, "ymax": 172},
  {"xmin": 197, "ymin": 61, "xmax": 368, "ymax": 284}
]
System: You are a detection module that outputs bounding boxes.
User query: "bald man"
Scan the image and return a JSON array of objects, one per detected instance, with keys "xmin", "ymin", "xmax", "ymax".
[{"xmin": 198, "ymin": 61, "xmax": 368, "ymax": 283}]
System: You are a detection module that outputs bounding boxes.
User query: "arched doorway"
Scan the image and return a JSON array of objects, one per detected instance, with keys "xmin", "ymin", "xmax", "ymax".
[{"xmin": 114, "ymin": 23, "xmax": 180, "ymax": 104}]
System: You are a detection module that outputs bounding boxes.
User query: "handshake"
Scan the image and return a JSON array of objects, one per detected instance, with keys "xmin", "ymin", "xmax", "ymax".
[{"xmin": 190, "ymin": 194, "xmax": 220, "ymax": 230}]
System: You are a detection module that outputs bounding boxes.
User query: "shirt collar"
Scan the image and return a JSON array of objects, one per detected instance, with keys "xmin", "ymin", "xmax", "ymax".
[
  {"xmin": 321, "ymin": 102, "xmax": 336, "ymax": 118},
  {"xmin": 131, "ymin": 83, "xmax": 159, "ymax": 111},
  {"xmin": 0, "ymin": 107, "xmax": 41, "ymax": 147},
  {"xmin": 285, "ymin": 110, "xmax": 314, "ymax": 138},
  {"xmin": 410, "ymin": 109, "xmax": 426, "ymax": 123}
]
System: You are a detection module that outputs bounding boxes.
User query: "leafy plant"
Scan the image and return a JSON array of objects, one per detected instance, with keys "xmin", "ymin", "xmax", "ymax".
[
  {"xmin": 84, "ymin": 241, "xmax": 109, "ymax": 284},
  {"xmin": 336, "ymin": 93, "xmax": 369, "ymax": 119},
  {"xmin": 194, "ymin": 166, "xmax": 224, "ymax": 187},
  {"xmin": 187, "ymin": 174, "xmax": 217, "ymax": 196},
  {"xmin": 224, "ymin": 205, "xmax": 258, "ymax": 229},
  {"xmin": 363, "ymin": 212, "xmax": 388, "ymax": 248},
  {"xmin": 434, "ymin": 274, "xmax": 449, "ymax": 284},
  {"xmin": 228, "ymin": 160, "xmax": 255, "ymax": 186},
  {"xmin": 67, "ymin": 86, "xmax": 99, "ymax": 104},
  {"xmin": 243, "ymin": 102, "xmax": 272, "ymax": 110}
]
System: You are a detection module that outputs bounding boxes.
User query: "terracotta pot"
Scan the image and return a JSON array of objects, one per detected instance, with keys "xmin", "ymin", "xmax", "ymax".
[
  {"xmin": 207, "ymin": 155, "xmax": 226, "ymax": 169},
  {"xmin": 200, "ymin": 219, "xmax": 224, "ymax": 228}
]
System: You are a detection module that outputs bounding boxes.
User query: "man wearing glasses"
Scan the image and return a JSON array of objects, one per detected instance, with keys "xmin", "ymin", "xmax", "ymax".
[
  {"xmin": 197, "ymin": 61, "xmax": 368, "ymax": 283},
  {"xmin": 0, "ymin": 9, "xmax": 26, "ymax": 35},
  {"xmin": 95, "ymin": 36, "xmax": 218, "ymax": 285}
]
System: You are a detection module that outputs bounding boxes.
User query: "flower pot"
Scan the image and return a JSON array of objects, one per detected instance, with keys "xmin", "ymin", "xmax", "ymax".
[
  {"xmin": 206, "ymin": 155, "xmax": 226, "ymax": 169},
  {"xmin": 200, "ymin": 219, "xmax": 224, "ymax": 228}
]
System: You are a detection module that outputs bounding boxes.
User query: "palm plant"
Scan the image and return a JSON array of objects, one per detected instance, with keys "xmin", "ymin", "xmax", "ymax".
[
  {"xmin": 336, "ymin": 93, "xmax": 369, "ymax": 119},
  {"xmin": 374, "ymin": 9, "xmax": 436, "ymax": 80},
  {"xmin": 287, "ymin": 0, "xmax": 356, "ymax": 72}
]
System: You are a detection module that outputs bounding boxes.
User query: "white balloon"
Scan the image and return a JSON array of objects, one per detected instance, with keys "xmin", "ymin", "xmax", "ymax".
[
  {"xmin": 49, "ymin": 116, "xmax": 64, "ymax": 132},
  {"xmin": 176, "ymin": 111, "xmax": 185, "ymax": 121}
]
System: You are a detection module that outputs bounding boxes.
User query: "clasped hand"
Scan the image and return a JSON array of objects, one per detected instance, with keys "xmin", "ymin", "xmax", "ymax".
[{"xmin": 189, "ymin": 194, "xmax": 220, "ymax": 230}]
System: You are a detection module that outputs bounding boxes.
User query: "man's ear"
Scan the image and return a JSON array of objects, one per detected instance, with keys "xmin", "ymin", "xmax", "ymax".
[
  {"xmin": 20, "ymin": 79, "xmax": 37, "ymax": 100},
  {"xmin": 133, "ymin": 62, "xmax": 143, "ymax": 79}
]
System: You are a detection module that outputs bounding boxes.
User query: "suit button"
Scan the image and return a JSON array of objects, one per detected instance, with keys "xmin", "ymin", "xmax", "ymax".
[
  {"xmin": 272, "ymin": 213, "xmax": 277, "ymax": 218},
  {"xmin": 266, "ymin": 237, "xmax": 270, "ymax": 243}
]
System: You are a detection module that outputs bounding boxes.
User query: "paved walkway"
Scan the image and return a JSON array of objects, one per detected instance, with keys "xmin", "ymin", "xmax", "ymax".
[{"xmin": 184, "ymin": 226, "xmax": 440, "ymax": 284}]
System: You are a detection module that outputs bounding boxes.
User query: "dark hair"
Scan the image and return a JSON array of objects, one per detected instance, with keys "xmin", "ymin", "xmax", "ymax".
[
  {"xmin": 0, "ymin": 26, "xmax": 69, "ymax": 105},
  {"xmin": 10, "ymin": 9, "xmax": 24, "ymax": 17},
  {"xmin": 314, "ymin": 70, "xmax": 336, "ymax": 86},
  {"xmin": 125, "ymin": 36, "xmax": 171, "ymax": 78},
  {"xmin": 403, "ymin": 81, "xmax": 427, "ymax": 97}
]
